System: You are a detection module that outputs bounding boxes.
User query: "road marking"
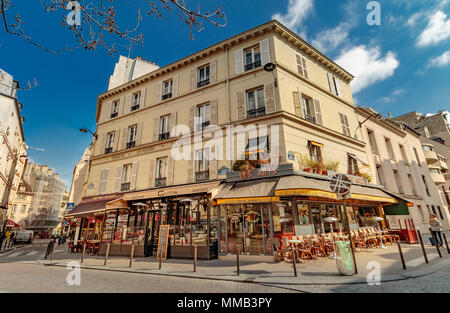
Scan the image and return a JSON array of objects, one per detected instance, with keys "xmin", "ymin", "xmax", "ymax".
[
  {"xmin": 406, "ymin": 253, "xmax": 439, "ymax": 267},
  {"xmin": 6, "ymin": 252, "xmax": 22, "ymax": 258},
  {"xmin": 25, "ymin": 251, "xmax": 39, "ymax": 256}
]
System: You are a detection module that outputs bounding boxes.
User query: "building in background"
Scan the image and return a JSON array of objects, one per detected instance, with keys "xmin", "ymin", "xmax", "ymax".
[
  {"xmin": 0, "ymin": 68, "xmax": 27, "ymax": 232},
  {"xmin": 8, "ymin": 180, "xmax": 33, "ymax": 227},
  {"xmin": 67, "ymin": 146, "xmax": 93, "ymax": 208},
  {"xmin": 357, "ymin": 107, "xmax": 449, "ymax": 232}
]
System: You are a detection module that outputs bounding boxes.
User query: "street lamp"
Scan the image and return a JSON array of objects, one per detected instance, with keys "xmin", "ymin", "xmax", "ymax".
[
  {"xmin": 79, "ymin": 127, "xmax": 98, "ymax": 139},
  {"xmin": 264, "ymin": 63, "xmax": 278, "ymax": 87}
]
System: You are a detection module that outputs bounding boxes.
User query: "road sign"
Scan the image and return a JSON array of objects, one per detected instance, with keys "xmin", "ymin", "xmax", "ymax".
[
  {"xmin": 66, "ymin": 203, "xmax": 75, "ymax": 210},
  {"xmin": 329, "ymin": 174, "xmax": 352, "ymax": 195}
]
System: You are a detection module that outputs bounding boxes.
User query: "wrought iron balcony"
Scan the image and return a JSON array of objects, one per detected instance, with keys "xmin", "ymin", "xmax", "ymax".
[
  {"xmin": 131, "ymin": 105, "xmax": 140, "ymax": 112},
  {"xmin": 121, "ymin": 183, "xmax": 130, "ymax": 191},
  {"xmin": 104, "ymin": 147, "xmax": 113, "ymax": 154},
  {"xmin": 195, "ymin": 121, "xmax": 211, "ymax": 132},
  {"xmin": 197, "ymin": 79, "xmax": 210, "ymax": 88},
  {"xmin": 159, "ymin": 132, "xmax": 170, "ymax": 141},
  {"xmin": 126, "ymin": 141, "xmax": 136, "ymax": 149},
  {"xmin": 245, "ymin": 60, "xmax": 261, "ymax": 71},
  {"xmin": 155, "ymin": 177, "xmax": 167, "ymax": 187},
  {"xmin": 162, "ymin": 93, "xmax": 172, "ymax": 100},
  {"xmin": 110, "ymin": 112, "xmax": 118, "ymax": 118},
  {"xmin": 195, "ymin": 170, "xmax": 210, "ymax": 182},
  {"xmin": 247, "ymin": 107, "xmax": 266, "ymax": 119}
]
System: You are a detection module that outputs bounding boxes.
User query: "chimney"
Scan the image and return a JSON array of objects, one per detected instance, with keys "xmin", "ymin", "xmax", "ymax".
[{"xmin": 388, "ymin": 112, "xmax": 393, "ymax": 119}]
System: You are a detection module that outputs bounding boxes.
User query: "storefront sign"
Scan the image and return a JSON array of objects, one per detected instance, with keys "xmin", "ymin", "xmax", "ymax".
[
  {"xmin": 227, "ymin": 164, "xmax": 294, "ymax": 182},
  {"xmin": 287, "ymin": 151, "xmax": 296, "ymax": 161},
  {"xmin": 218, "ymin": 166, "xmax": 230, "ymax": 176}
]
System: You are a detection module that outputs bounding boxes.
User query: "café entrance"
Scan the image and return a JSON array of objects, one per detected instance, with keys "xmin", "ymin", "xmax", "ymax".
[{"xmin": 145, "ymin": 210, "xmax": 162, "ymax": 257}]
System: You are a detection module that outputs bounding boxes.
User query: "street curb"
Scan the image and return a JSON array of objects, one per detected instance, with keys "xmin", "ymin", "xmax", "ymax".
[{"xmin": 35, "ymin": 256, "xmax": 450, "ymax": 286}]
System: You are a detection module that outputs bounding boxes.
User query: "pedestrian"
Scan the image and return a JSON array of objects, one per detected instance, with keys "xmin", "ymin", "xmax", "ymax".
[
  {"xmin": 44, "ymin": 238, "xmax": 56, "ymax": 260},
  {"xmin": 429, "ymin": 214, "xmax": 443, "ymax": 247},
  {"xmin": 10, "ymin": 231, "xmax": 16, "ymax": 247},
  {"xmin": 0, "ymin": 232, "xmax": 5, "ymax": 250}
]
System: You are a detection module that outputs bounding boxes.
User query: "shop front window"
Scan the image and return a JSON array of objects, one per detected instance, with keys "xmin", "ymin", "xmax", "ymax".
[{"xmin": 297, "ymin": 203, "xmax": 310, "ymax": 225}]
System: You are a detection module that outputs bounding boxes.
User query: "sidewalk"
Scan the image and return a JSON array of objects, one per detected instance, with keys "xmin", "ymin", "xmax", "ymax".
[{"xmin": 37, "ymin": 241, "xmax": 450, "ymax": 286}]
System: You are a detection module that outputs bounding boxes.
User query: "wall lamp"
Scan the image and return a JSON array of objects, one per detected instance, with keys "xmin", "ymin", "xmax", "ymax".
[
  {"xmin": 264, "ymin": 63, "xmax": 278, "ymax": 87},
  {"xmin": 79, "ymin": 127, "xmax": 98, "ymax": 139}
]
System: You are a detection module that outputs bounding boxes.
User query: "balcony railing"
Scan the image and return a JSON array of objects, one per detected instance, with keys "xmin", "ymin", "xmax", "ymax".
[
  {"xmin": 155, "ymin": 177, "xmax": 167, "ymax": 187},
  {"xmin": 162, "ymin": 93, "xmax": 172, "ymax": 100},
  {"xmin": 159, "ymin": 132, "xmax": 170, "ymax": 141},
  {"xmin": 126, "ymin": 141, "xmax": 136, "ymax": 149},
  {"xmin": 131, "ymin": 104, "xmax": 140, "ymax": 112},
  {"xmin": 104, "ymin": 147, "xmax": 113, "ymax": 154},
  {"xmin": 304, "ymin": 114, "xmax": 316, "ymax": 123},
  {"xmin": 195, "ymin": 170, "xmax": 210, "ymax": 182},
  {"xmin": 110, "ymin": 112, "xmax": 118, "ymax": 118},
  {"xmin": 245, "ymin": 60, "xmax": 261, "ymax": 71},
  {"xmin": 195, "ymin": 121, "xmax": 211, "ymax": 132},
  {"xmin": 197, "ymin": 79, "xmax": 210, "ymax": 88},
  {"xmin": 121, "ymin": 183, "xmax": 130, "ymax": 191},
  {"xmin": 247, "ymin": 108, "xmax": 266, "ymax": 119}
]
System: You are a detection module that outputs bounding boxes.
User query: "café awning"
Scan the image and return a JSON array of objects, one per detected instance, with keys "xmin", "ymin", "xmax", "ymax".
[
  {"xmin": 214, "ymin": 178, "xmax": 279, "ymax": 205},
  {"xmin": 106, "ymin": 198, "xmax": 129, "ymax": 210},
  {"xmin": 65, "ymin": 198, "xmax": 119, "ymax": 218}
]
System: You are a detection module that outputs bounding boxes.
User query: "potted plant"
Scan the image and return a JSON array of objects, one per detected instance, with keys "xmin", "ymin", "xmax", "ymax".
[
  {"xmin": 299, "ymin": 155, "xmax": 316, "ymax": 173},
  {"xmin": 324, "ymin": 160, "xmax": 340, "ymax": 172}
]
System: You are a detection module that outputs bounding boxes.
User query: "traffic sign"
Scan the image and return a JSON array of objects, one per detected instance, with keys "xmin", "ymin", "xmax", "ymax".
[
  {"xmin": 329, "ymin": 174, "xmax": 352, "ymax": 195},
  {"xmin": 66, "ymin": 202, "xmax": 75, "ymax": 210}
]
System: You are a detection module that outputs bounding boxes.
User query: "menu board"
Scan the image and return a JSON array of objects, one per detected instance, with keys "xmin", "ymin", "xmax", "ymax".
[{"xmin": 156, "ymin": 225, "xmax": 170, "ymax": 260}]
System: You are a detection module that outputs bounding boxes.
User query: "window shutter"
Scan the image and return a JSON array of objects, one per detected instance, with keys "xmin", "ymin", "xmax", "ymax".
[
  {"xmin": 210, "ymin": 60, "xmax": 217, "ymax": 84},
  {"xmin": 106, "ymin": 102, "xmax": 112, "ymax": 119},
  {"xmin": 234, "ymin": 49, "xmax": 244, "ymax": 74},
  {"xmin": 313, "ymin": 99, "xmax": 323, "ymax": 125},
  {"xmin": 100, "ymin": 133, "xmax": 107, "ymax": 153},
  {"xmin": 170, "ymin": 112, "xmax": 177, "ymax": 135},
  {"xmin": 167, "ymin": 157, "xmax": 174, "ymax": 185},
  {"xmin": 120, "ymin": 128, "xmax": 127, "ymax": 149},
  {"xmin": 293, "ymin": 91, "xmax": 303, "ymax": 118},
  {"xmin": 265, "ymin": 83, "xmax": 276, "ymax": 114},
  {"xmin": 302, "ymin": 57, "xmax": 308, "ymax": 79},
  {"xmin": 344, "ymin": 114, "xmax": 350, "ymax": 136},
  {"xmin": 114, "ymin": 165, "xmax": 123, "ymax": 192},
  {"xmin": 260, "ymin": 39, "xmax": 270, "ymax": 66},
  {"xmin": 187, "ymin": 159, "xmax": 194, "ymax": 183},
  {"xmin": 296, "ymin": 54, "xmax": 304, "ymax": 77},
  {"xmin": 153, "ymin": 118, "xmax": 159, "ymax": 142},
  {"xmin": 173, "ymin": 76, "xmax": 179, "ymax": 97},
  {"xmin": 328, "ymin": 73, "xmax": 337, "ymax": 95},
  {"xmin": 114, "ymin": 130, "xmax": 120, "ymax": 152},
  {"xmin": 339, "ymin": 113, "xmax": 350, "ymax": 136},
  {"xmin": 336, "ymin": 79, "xmax": 343, "ymax": 97},
  {"xmin": 191, "ymin": 68, "xmax": 197, "ymax": 91},
  {"xmin": 99, "ymin": 168, "xmax": 109, "ymax": 194},
  {"xmin": 236, "ymin": 91, "xmax": 246, "ymax": 121},
  {"xmin": 120, "ymin": 96, "xmax": 125, "ymax": 115},
  {"xmin": 210, "ymin": 99, "xmax": 218, "ymax": 125},
  {"xmin": 190, "ymin": 106, "xmax": 196, "ymax": 132},
  {"xmin": 130, "ymin": 162, "xmax": 138, "ymax": 190},
  {"xmin": 136, "ymin": 122, "xmax": 144, "ymax": 146},
  {"xmin": 148, "ymin": 159, "xmax": 155, "ymax": 188},
  {"xmin": 158, "ymin": 81, "xmax": 163, "ymax": 102},
  {"xmin": 209, "ymin": 154, "xmax": 217, "ymax": 180},
  {"xmin": 142, "ymin": 87, "xmax": 147, "ymax": 107}
]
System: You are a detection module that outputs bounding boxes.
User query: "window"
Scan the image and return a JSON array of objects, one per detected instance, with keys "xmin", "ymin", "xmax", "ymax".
[
  {"xmin": 422, "ymin": 145, "xmax": 433, "ymax": 152},
  {"xmin": 197, "ymin": 65, "xmax": 210, "ymax": 88},
  {"xmin": 244, "ymin": 45, "xmax": 261, "ymax": 71},
  {"xmin": 393, "ymin": 170, "xmax": 403, "ymax": 194},
  {"xmin": 413, "ymin": 147, "xmax": 421, "ymax": 167},
  {"xmin": 155, "ymin": 158, "xmax": 167, "ymax": 187},
  {"xmin": 417, "ymin": 205, "xmax": 426, "ymax": 222},
  {"xmin": 376, "ymin": 165, "xmax": 384, "ymax": 186},
  {"xmin": 339, "ymin": 113, "xmax": 351, "ymax": 137},
  {"xmin": 127, "ymin": 125, "xmax": 137, "ymax": 149},
  {"xmin": 296, "ymin": 54, "xmax": 308, "ymax": 78},
  {"xmin": 328, "ymin": 73, "xmax": 342, "ymax": 97},
  {"xmin": 196, "ymin": 103, "xmax": 211, "ymax": 131},
  {"xmin": 422, "ymin": 175, "xmax": 430, "ymax": 197},
  {"xmin": 367, "ymin": 130, "xmax": 378, "ymax": 154},
  {"xmin": 301, "ymin": 96, "xmax": 315, "ymax": 123},
  {"xmin": 21, "ymin": 205, "xmax": 26, "ymax": 214},
  {"xmin": 246, "ymin": 87, "xmax": 265, "ymax": 118},
  {"xmin": 131, "ymin": 92, "xmax": 141, "ymax": 111},
  {"xmin": 347, "ymin": 154, "xmax": 359, "ymax": 175},
  {"xmin": 105, "ymin": 132, "xmax": 115, "ymax": 154},
  {"xmin": 121, "ymin": 164, "xmax": 132, "ymax": 191},
  {"xmin": 385, "ymin": 138, "xmax": 395, "ymax": 160},
  {"xmin": 308, "ymin": 141, "xmax": 322, "ymax": 163},
  {"xmin": 408, "ymin": 174, "xmax": 417, "ymax": 196},
  {"xmin": 162, "ymin": 80, "xmax": 173, "ymax": 100},
  {"xmin": 111, "ymin": 100, "xmax": 120, "ymax": 118},
  {"xmin": 399, "ymin": 144, "xmax": 409, "ymax": 164},
  {"xmin": 195, "ymin": 148, "xmax": 210, "ymax": 182},
  {"xmin": 246, "ymin": 136, "xmax": 270, "ymax": 164},
  {"xmin": 159, "ymin": 115, "xmax": 170, "ymax": 141},
  {"xmin": 437, "ymin": 206, "xmax": 444, "ymax": 220}
]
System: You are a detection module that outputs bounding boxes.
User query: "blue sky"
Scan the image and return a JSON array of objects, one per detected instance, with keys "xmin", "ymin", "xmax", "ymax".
[{"xmin": 1, "ymin": 0, "xmax": 449, "ymax": 189}]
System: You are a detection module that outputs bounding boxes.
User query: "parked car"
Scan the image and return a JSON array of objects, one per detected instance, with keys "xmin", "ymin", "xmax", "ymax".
[{"xmin": 15, "ymin": 230, "xmax": 34, "ymax": 244}]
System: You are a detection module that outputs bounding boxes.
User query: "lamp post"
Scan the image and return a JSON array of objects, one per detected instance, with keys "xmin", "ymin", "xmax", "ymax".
[
  {"xmin": 79, "ymin": 127, "xmax": 98, "ymax": 139},
  {"xmin": 263, "ymin": 63, "xmax": 278, "ymax": 87}
]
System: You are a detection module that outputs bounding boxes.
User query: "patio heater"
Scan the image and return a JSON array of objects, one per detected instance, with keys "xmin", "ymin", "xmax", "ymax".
[
  {"xmin": 180, "ymin": 198, "xmax": 194, "ymax": 245},
  {"xmin": 324, "ymin": 216, "xmax": 338, "ymax": 259},
  {"xmin": 372, "ymin": 216, "xmax": 387, "ymax": 249}
]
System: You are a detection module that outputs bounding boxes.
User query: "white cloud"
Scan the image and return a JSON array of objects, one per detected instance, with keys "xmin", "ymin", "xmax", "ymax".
[
  {"xmin": 417, "ymin": 10, "xmax": 450, "ymax": 46},
  {"xmin": 272, "ymin": 0, "xmax": 314, "ymax": 37},
  {"xmin": 335, "ymin": 46, "xmax": 399, "ymax": 94},
  {"xmin": 311, "ymin": 23, "xmax": 351, "ymax": 53},
  {"xmin": 428, "ymin": 50, "xmax": 450, "ymax": 67}
]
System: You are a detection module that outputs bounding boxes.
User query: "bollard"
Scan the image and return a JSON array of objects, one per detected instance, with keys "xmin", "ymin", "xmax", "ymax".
[
  {"xmin": 291, "ymin": 247, "xmax": 297, "ymax": 277},
  {"xmin": 236, "ymin": 244, "xmax": 240, "ymax": 276},
  {"xmin": 416, "ymin": 230, "xmax": 429, "ymax": 264},
  {"xmin": 81, "ymin": 242, "xmax": 86, "ymax": 264},
  {"xmin": 193, "ymin": 245, "xmax": 197, "ymax": 273},
  {"xmin": 104, "ymin": 243, "xmax": 110, "ymax": 266},
  {"xmin": 129, "ymin": 244, "xmax": 135, "ymax": 268},
  {"xmin": 51, "ymin": 243, "xmax": 55, "ymax": 262},
  {"xmin": 397, "ymin": 241, "xmax": 406, "ymax": 270},
  {"xmin": 429, "ymin": 228, "xmax": 442, "ymax": 258},
  {"xmin": 159, "ymin": 249, "xmax": 162, "ymax": 270},
  {"xmin": 443, "ymin": 233, "xmax": 450, "ymax": 255}
]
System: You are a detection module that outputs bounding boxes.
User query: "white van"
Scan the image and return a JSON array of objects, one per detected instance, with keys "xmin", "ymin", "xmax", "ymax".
[{"xmin": 15, "ymin": 230, "xmax": 34, "ymax": 244}]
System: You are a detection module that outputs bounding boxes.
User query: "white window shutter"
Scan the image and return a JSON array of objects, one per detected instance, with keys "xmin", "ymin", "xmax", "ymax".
[
  {"xmin": 114, "ymin": 130, "xmax": 120, "ymax": 152},
  {"xmin": 260, "ymin": 39, "xmax": 270, "ymax": 66},
  {"xmin": 136, "ymin": 122, "xmax": 144, "ymax": 146},
  {"xmin": 234, "ymin": 49, "xmax": 244, "ymax": 74},
  {"xmin": 153, "ymin": 118, "xmax": 159, "ymax": 142},
  {"xmin": 293, "ymin": 91, "xmax": 302, "ymax": 118},
  {"xmin": 301, "ymin": 57, "xmax": 308, "ymax": 79},
  {"xmin": 328, "ymin": 73, "xmax": 336, "ymax": 95},
  {"xmin": 130, "ymin": 162, "xmax": 138, "ymax": 190},
  {"xmin": 313, "ymin": 99, "xmax": 323, "ymax": 125},
  {"xmin": 336, "ymin": 79, "xmax": 343, "ymax": 97},
  {"xmin": 106, "ymin": 102, "xmax": 112, "ymax": 119},
  {"xmin": 173, "ymin": 75, "xmax": 179, "ymax": 97},
  {"xmin": 190, "ymin": 69, "xmax": 197, "ymax": 91},
  {"xmin": 99, "ymin": 168, "xmax": 109, "ymax": 194},
  {"xmin": 170, "ymin": 112, "xmax": 177, "ymax": 135},
  {"xmin": 114, "ymin": 166, "xmax": 123, "ymax": 192}
]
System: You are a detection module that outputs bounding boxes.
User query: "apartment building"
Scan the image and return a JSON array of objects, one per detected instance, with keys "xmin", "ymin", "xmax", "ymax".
[
  {"xmin": 0, "ymin": 68, "xmax": 27, "ymax": 232},
  {"xmin": 357, "ymin": 107, "xmax": 449, "ymax": 231},
  {"xmin": 68, "ymin": 20, "xmax": 410, "ymax": 258},
  {"xmin": 8, "ymin": 180, "xmax": 33, "ymax": 227}
]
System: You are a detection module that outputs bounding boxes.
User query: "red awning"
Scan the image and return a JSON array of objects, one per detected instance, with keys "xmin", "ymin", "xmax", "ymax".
[
  {"xmin": 64, "ymin": 198, "xmax": 120, "ymax": 218},
  {"xmin": 6, "ymin": 219, "xmax": 21, "ymax": 228}
]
